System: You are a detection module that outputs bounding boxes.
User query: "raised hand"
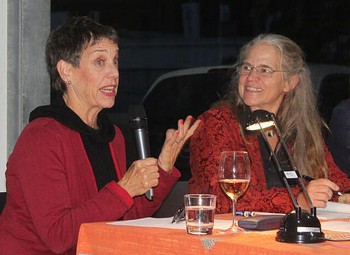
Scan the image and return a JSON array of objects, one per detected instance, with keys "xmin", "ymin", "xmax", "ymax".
[{"xmin": 157, "ymin": 115, "xmax": 201, "ymax": 173}]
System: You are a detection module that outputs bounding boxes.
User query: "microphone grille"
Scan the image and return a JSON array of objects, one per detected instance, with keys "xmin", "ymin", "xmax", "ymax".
[
  {"xmin": 128, "ymin": 104, "xmax": 148, "ymax": 129},
  {"xmin": 129, "ymin": 104, "xmax": 146, "ymax": 119}
]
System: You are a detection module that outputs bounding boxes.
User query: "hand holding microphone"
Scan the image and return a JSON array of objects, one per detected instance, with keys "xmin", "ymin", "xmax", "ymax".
[
  {"xmin": 129, "ymin": 104, "xmax": 154, "ymax": 200},
  {"xmin": 117, "ymin": 158, "xmax": 159, "ymax": 198},
  {"xmin": 127, "ymin": 103, "xmax": 201, "ymax": 200}
]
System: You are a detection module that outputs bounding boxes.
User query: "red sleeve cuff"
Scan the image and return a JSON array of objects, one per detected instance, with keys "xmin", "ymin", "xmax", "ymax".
[
  {"xmin": 108, "ymin": 181, "xmax": 134, "ymax": 208},
  {"xmin": 158, "ymin": 166, "xmax": 181, "ymax": 178}
]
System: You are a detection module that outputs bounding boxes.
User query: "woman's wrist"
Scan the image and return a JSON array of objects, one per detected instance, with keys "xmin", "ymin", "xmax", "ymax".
[{"xmin": 157, "ymin": 163, "xmax": 173, "ymax": 175}]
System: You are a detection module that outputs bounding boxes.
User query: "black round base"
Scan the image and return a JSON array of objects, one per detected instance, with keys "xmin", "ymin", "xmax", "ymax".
[
  {"xmin": 276, "ymin": 230, "xmax": 325, "ymax": 243},
  {"xmin": 275, "ymin": 210, "xmax": 325, "ymax": 243}
]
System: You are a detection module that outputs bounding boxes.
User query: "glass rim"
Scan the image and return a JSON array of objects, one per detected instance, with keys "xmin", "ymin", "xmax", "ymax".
[
  {"xmin": 220, "ymin": 150, "xmax": 248, "ymax": 155},
  {"xmin": 184, "ymin": 193, "xmax": 216, "ymax": 198}
]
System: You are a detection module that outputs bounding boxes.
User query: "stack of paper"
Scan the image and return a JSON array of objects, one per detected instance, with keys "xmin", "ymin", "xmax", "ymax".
[
  {"xmin": 107, "ymin": 204, "xmax": 350, "ymax": 233},
  {"xmin": 108, "ymin": 217, "xmax": 232, "ymax": 230},
  {"xmin": 317, "ymin": 201, "xmax": 350, "ymax": 220},
  {"xmin": 317, "ymin": 201, "xmax": 350, "ymax": 233}
]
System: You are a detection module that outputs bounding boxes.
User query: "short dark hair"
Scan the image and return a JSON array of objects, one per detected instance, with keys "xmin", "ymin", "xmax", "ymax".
[{"xmin": 46, "ymin": 16, "xmax": 119, "ymax": 94}]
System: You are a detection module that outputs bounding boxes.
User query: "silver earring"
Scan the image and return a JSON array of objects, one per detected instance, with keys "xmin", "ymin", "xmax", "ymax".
[{"xmin": 67, "ymin": 80, "xmax": 72, "ymax": 85}]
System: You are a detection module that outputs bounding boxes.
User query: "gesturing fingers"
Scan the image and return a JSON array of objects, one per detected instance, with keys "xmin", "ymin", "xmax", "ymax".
[
  {"xmin": 158, "ymin": 116, "xmax": 201, "ymax": 172},
  {"xmin": 175, "ymin": 116, "xmax": 201, "ymax": 144}
]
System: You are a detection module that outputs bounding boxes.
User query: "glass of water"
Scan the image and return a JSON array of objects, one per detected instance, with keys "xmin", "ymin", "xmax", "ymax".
[{"xmin": 184, "ymin": 194, "xmax": 216, "ymax": 235}]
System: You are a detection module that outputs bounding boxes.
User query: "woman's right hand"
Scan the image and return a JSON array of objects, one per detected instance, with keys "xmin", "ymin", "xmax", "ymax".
[
  {"xmin": 117, "ymin": 158, "xmax": 160, "ymax": 197},
  {"xmin": 297, "ymin": 178, "xmax": 340, "ymax": 209}
]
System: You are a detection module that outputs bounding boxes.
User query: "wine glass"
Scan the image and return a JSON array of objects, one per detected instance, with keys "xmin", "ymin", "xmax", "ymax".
[{"xmin": 218, "ymin": 150, "xmax": 251, "ymax": 233}]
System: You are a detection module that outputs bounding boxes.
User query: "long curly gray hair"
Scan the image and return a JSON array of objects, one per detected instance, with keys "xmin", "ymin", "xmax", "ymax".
[{"xmin": 225, "ymin": 34, "xmax": 328, "ymax": 178}]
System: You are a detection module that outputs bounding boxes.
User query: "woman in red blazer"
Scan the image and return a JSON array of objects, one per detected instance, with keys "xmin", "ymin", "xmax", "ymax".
[{"xmin": 0, "ymin": 16, "xmax": 200, "ymax": 255}]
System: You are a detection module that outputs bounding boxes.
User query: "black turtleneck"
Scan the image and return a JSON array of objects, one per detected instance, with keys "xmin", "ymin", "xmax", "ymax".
[
  {"xmin": 29, "ymin": 96, "xmax": 118, "ymax": 190},
  {"xmin": 237, "ymin": 105, "xmax": 295, "ymax": 188}
]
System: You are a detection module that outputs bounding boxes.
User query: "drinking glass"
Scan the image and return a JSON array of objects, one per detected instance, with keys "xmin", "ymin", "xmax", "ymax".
[
  {"xmin": 184, "ymin": 194, "xmax": 216, "ymax": 235},
  {"xmin": 218, "ymin": 150, "xmax": 251, "ymax": 233}
]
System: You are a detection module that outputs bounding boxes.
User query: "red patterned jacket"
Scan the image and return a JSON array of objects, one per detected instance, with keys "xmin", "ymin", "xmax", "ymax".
[{"xmin": 189, "ymin": 103, "xmax": 350, "ymax": 214}]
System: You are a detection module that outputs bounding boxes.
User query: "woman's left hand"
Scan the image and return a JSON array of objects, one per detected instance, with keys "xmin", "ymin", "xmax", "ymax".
[{"xmin": 157, "ymin": 115, "xmax": 201, "ymax": 173}]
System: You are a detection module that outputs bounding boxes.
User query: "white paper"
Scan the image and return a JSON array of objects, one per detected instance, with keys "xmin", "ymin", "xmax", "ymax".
[
  {"xmin": 317, "ymin": 201, "xmax": 350, "ymax": 220},
  {"xmin": 107, "ymin": 210, "xmax": 350, "ymax": 233},
  {"xmin": 321, "ymin": 221, "xmax": 350, "ymax": 232},
  {"xmin": 108, "ymin": 217, "xmax": 186, "ymax": 229},
  {"xmin": 319, "ymin": 201, "xmax": 350, "ymax": 213},
  {"xmin": 107, "ymin": 217, "xmax": 232, "ymax": 230}
]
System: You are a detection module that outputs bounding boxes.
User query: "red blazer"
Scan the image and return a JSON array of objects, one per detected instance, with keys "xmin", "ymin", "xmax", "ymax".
[
  {"xmin": 0, "ymin": 117, "xmax": 179, "ymax": 255},
  {"xmin": 189, "ymin": 103, "xmax": 350, "ymax": 214}
]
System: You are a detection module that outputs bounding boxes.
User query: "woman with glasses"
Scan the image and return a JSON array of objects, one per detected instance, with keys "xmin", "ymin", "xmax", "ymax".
[{"xmin": 189, "ymin": 33, "xmax": 350, "ymax": 214}]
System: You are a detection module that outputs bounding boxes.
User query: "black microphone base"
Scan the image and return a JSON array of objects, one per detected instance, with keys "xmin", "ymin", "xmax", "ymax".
[{"xmin": 276, "ymin": 210, "xmax": 325, "ymax": 243}]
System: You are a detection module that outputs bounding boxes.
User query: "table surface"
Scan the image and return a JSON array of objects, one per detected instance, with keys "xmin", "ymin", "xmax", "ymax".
[{"xmin": 76, "ymin": 215, "xmax": 350, "ymax": 255}]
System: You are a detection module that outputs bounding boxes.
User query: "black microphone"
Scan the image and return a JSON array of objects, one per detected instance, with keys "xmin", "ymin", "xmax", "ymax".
[{"xmin": 129, "ymin": 104, "xmax": 153, "ymax": 200}]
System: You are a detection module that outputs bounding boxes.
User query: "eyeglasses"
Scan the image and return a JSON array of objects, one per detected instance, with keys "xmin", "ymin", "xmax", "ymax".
[{"xmin": 238, "ymin": 63, "xmax": 285, "ymax": 78}]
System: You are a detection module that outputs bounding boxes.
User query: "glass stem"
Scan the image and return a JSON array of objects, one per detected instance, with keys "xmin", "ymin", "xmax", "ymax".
[{"xmin": 232, "ymin": 198, "xmax": 237, "ymax": 230}]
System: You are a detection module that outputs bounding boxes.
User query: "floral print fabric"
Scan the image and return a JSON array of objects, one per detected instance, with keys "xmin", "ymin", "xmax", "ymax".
[{"xmin": 189, "ymin": 103, "xmax": 350, "ymax": 214}]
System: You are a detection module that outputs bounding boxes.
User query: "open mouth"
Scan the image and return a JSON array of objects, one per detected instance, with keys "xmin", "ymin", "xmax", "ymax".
[{"xmin": 100, "ymin": 86, "xmax": 117, "ymax": 95}]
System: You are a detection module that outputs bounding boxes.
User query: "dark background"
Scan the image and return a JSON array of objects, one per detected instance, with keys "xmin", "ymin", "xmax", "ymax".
[
  {"xmin": 51, "ymin": 1, "xmax": 350, "ymax": 60},
  {"xmin": 51, "ymin": 0, "xmax": 350, "ymax": 113},
  {"xmin": 50, "ymin": 0, "xmax": 350, "ymax": 170}
]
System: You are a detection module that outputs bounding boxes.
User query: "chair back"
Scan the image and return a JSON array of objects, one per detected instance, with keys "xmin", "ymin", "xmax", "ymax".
[
  {"xmin": 0, "ymin": 192, "xmax": 6, "ymax": 215},
  {"xmin": 153, "ymin": 181, "xmax": 188, "ymax": 218}
]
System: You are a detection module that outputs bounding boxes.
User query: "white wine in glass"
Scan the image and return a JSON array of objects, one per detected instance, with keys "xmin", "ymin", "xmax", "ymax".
[{"xmin": 218, "ymin": 151, "xmax": 251, "ymax": 233}]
